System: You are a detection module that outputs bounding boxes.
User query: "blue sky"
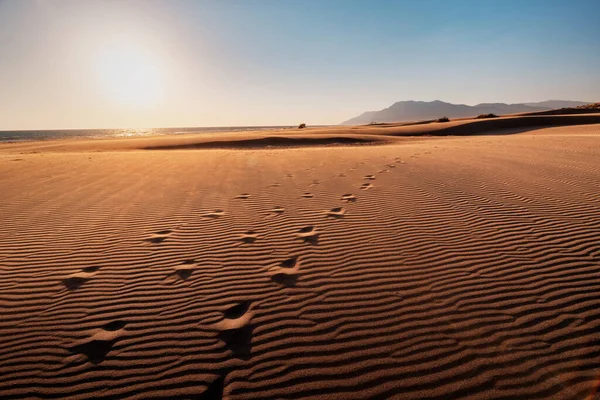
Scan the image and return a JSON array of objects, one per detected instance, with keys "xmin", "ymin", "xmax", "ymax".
[{"xmin": 0, "ymin": 0, "xmax": 598, "ymax": 129}]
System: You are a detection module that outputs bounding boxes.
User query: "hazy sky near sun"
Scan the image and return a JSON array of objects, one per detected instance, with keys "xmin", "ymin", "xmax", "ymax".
[{"xmin": 0, "ymin": 0, "xmax": 599, "ymax": 129}]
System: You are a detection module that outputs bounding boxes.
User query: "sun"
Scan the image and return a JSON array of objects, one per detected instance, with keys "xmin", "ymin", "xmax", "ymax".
[{"xmin": 94, "ymin": 46, "xmax": 164, "ymax": 108}]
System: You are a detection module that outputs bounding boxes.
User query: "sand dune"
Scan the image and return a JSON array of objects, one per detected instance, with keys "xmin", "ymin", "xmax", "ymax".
[
  {"xmin": 1, "ymin": 124, "xmax": 600, "ymax": 399},
  {"xmin": 3, "ymin": 113, "xmax": 600, "ymax": 154}
]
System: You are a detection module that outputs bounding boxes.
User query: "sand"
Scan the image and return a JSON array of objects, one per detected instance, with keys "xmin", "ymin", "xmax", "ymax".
[{"xmin": 1, "ymin": 121, "xmax": 600, "ymax": 399}]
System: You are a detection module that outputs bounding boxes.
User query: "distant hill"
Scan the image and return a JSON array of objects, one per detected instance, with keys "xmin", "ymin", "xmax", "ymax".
[{"xmin": 341, "ymin": 100, "xmax": 592, "ymax": 125}]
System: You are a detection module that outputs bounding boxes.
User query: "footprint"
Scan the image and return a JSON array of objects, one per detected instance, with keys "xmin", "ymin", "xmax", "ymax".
[
  {"xmin": 271, "ymin": 273, "xmax": 298, "ymax": 287},
  {"xmin": 211, "ymin": 301, "xmax": 254, "ymax": 332},
  {"xmin": 301, "ymin": 193, "xmax": 314, "ymax": 199},
  {"xmin": 270, "ymin": 206, "xmax": 285, "ymax": 214},
  {"xmin": 363, "ymin": 174, "xmax": 376, "ymax": 180},
  {"xmin": 214, "ymin": 301, "xmax": 254, "ymax": 359},
  {"xmin": 163, "ymin": 260, "xmax": 198, "ymax": 282},
  {"xmin": 164, "ymin": 261, "xmax": 218, "ymax": 285},
  {"xmin": 324, "ymin": 207, "xmax": 346, "ymax": 218},
  {"xmin": 238, "ymin": 230, "xmax": 258, "ymax": 244},
  {"xmin": 269, "ymin": 256, "xmax": 300, "ymax": 287},
  {"xmin": 174, "ymin": 265, "xmax": 195, "ymax": 280},
  {"xmin": 144, "ymin": 237, "xmax": 168, "ymax": 244},
  {"xmin": 296, "ymin": 226, "xmax": 319, "ymax": 244},
  {"xmin": 223, "ymin": 301, "xmax": 252, "ymax": 320},
  {"xmin": 202, "ymin": 209, "xmax": 225, "ymax": 219},
  {"xmin": 309, "ymin": 180, "xmax": 320, "ymax": 187},
  {"xmin": 200, "ymin": 375, "xmax": 225, "ymax": 400},
  {"xmin": 62, "ymin": 276, "xmax": 89, "ymax": 291},
  {"xmin": 235, "ymin": 193, "xmax": 251, "ymax": 199},
  {"xmin": 219, "ymin": 325, "xmax": 253, "ymax": 359},
  {"xmin": 69, "ymin": 321, "xmax": 127, "ymax": 364},
  {"xmin": 62, "ymin": 267, "xmax": 100, "ymax": 290},
  {"xmin": 341, "ymin": 194, "xmax": 357, "ymax": 203},
  {"xmin": 360, "ymin": 183, "xmax": 374, "ymax": 191},
  {"xmin": 103, "ymin": 320, "xmax": 127, "ymax": 331},
  {"xmin": 144, "ymin": 229, "xmax": 173, "ymax": 244}
]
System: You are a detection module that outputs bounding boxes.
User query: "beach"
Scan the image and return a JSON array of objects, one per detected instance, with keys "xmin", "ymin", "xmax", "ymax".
[{"xmin": 1, "ymin": 121, "xmax": 599, "ymax": 399}]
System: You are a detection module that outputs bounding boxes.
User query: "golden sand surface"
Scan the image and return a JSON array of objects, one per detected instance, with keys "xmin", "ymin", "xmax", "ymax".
[{"xmin": 1, "ymin": 121, "xmax": 599, "ymax": 399}]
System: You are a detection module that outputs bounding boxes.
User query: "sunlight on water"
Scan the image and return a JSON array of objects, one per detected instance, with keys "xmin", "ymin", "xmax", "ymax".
[
  {"xmin": 112, "ymin": 128, "xmax": 155, "ymax": 138},
  {"xmin": 0, "ymin": 126, "xmax": 298, "ymax": 142}
]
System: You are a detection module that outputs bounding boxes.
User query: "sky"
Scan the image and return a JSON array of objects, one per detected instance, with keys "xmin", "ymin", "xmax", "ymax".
[{"xmin": 0, "ymin": 0, "xmax": 599, "ymax": 130}]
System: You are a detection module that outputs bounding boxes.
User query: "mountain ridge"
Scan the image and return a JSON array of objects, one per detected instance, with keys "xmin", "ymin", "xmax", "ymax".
[{"xmin": 341, "ymin": 100, "xmax": 591, "ymax": 125}]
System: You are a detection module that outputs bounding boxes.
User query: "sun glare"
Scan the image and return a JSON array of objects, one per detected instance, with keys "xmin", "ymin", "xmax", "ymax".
[{"xmin": 95, "ymin": 46, "xmax": 163, "ymax": 108}]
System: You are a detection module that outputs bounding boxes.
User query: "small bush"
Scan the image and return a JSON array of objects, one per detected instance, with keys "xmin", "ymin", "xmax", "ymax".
[
  {"xmin": 477, "ymin": 113, "xmax": 498, "ymax": 119},
  {"xmin": 437, "ymin": 117, "xmax": 449, "ymax": 123},
  {"xmin": 298, "ymin": 123, "xmax": 306, "ymax": 129}
]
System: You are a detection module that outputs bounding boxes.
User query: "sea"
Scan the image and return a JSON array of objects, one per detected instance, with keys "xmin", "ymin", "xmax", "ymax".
[{"xmin": 0, "ymin": 126, "xmax": 297, "ymax": 143}]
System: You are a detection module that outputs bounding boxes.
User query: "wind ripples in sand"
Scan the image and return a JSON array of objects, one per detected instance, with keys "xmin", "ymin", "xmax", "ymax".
[{"xmin": 0, "ymin": 125, "xmax": 599, "ymax": 399}]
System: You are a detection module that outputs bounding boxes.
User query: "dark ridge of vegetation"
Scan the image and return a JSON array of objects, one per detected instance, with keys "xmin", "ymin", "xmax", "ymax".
[
  {"xmin": 298, "ymin": 123, "xmax": 306, "ymax": 129},
  {"xmin": 477, "ymin": 113, "xmax": 498, "ymax": 119},
  {"xmin": 437, "ymin": 117, "xmax": 450, "ymax": 123},
  {"xmin": 145, "ymin": 135, "xmax": 385, "ymax": 150},
  {"xmin": 576, "ymin": 102, "xmax": 600, "ymax": 109},
  {"xmin": 522, "ymin": 106, "xmax": 600, "ymax": 116}
]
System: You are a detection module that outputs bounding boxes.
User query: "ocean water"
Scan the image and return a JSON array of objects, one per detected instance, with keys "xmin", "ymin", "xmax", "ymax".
[{"xmin": 0, "ymin": 126, "xmax": 295, "ymax": 142}]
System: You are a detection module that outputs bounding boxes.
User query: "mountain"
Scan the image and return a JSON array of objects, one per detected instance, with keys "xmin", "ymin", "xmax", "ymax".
[{"xmin": 341, "ymin": 100, "xmax": 591, "ymax": 125}]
